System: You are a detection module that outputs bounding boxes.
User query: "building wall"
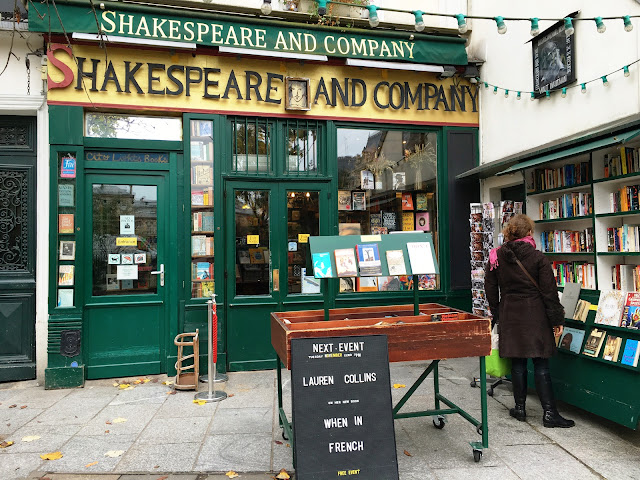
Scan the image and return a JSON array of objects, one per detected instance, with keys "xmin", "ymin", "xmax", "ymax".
[
  {"xmin": 0, "ymin": 28, "xmax": 48, "ymax": 383},
  {"xmin": 469, "ymin": 0, "xmax": 640, "ymax": 166}
]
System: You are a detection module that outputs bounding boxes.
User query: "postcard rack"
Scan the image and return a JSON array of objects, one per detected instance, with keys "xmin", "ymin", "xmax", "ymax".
[{"xmin": 271, "ymin": 233, "xmax": 492, "ymax": 464}]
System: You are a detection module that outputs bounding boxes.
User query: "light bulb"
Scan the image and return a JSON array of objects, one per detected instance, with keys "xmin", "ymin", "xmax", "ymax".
[
  {"xmin": 484, "ymin": 82, "xmax": 489, "ymax": 89},
  {"xmin": 602, "ymin": 76, "xmax": 609, "ymax": 87},
  {"xmin": 413, "ymin": 10, "xmax": 425, "ymax": 32},
  {"xmin": 504, "ymin": 89, "xmax": 509, "ymax": 98},
  {"xmin": 581, "ymin": 83, "xmax": 587, "ymax": 94},
  {"xmin": 493, "ymin": 86, "xmax": 498, "ymax": 95},
  {"xmin": 317, "ymin": 0, "xmax": 327, "ymax": 16},
  {"xmin": 624, "ymin": 16, "xmax": 633, "ymax": 32},
  {"xmin": 517, "ymin": 91, "xmax": 521, "ymax": 100},
  {"xmin": 545, "ymin": 91, "xmax": 551, "ymax": 99},
  {"xmin": 367, "ymin": 6, "xmax": 379, "ymax": 28},
  {"xmin": 530, "ymin": 18, "xmax": 540, "ymax": 36},
  {"xmin": 495, "ymin": 16, "xmax": 507, "ymax": 34},
  {"xmin": 564, "ymin": 17, "xmax": 575, "ymax": 37},
  {"xmin": 624, "ymin": 66, "xmax": 631, "ymax": 77},
  {"xmin": 595, "ymin": 17, "xmax": 606, "ymax": 33},
  {"xmin": 260, "ymin": 0, "xmax": 272, "ymax": 15},
  {"xmin": 456, "ymin": 14, "xmax": 468, "ymax": 34},
  {"xmin": 561, "ymin": 88, "xmax": 567, "ymax": 98},
  {"xmin": 530, "ymin": 92, "xmax": 535, "ymax": 101}
]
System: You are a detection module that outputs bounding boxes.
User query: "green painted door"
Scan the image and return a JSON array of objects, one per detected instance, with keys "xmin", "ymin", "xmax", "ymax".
[
  {"xmin": 0, "ymin": 117, "xmax": 37, "ymax": 382},
  {"xmin": 225, "ymin": 180, "xmax": 330, "ymax": 371},
  {"xmin": 84, "ymin": 172, "xmax": 169, "ymax": 379}
]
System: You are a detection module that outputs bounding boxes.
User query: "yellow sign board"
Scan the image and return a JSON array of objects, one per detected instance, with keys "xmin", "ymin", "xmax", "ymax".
[
  {"xmin": 298, "ymin": 234, "xmax": 310, "ymax": 243},
  {"xmin": 116, "ymin": 237, "xmax": 138, "ymax": 246},
  {"xmin": 247, "ymin": 235, "xmax": 260, "ymax": 245},
  {"xmin": 47, "ymin": 44, "xmax": 478, "ymax": 127}
]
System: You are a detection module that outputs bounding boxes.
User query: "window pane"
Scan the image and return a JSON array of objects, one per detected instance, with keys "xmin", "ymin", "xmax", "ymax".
[
  {"xmin": 92, "ymin": 184, "xmax": 158, "ymax": 296},
  {"xmin": 231, "ymin": 118, "xmax": 271, "ymax": 173},
  {"xmin": 287, "ymin": 124, "xmax": 318, "ymax": 173},
  {"xmin": 287, "ymin": 191, "xmax": 320, "ymax": 294},
  {"xmin": 337, "ymin": 128, "xmax": 439, "ymax": 292},
  {"xmin": 235, "ymin": 191, "xmax": 270, "ymax": 295},
  {"xmin": 85, "ymin": 113, "xmax": 182, "ymax": 140},
  {"xmin": 190, "ymin": 120, "xmax": 214, "ymax": 299}
]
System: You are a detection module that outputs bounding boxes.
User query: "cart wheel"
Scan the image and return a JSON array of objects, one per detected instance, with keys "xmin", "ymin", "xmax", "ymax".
[
  {"xmin": 487, "ymin": 387, "xmax": 494, "ymax": 397},
  {"xmin": 432, "ymin": 416, "xmax": 445, "ymax": 429},
  {"xmin": 470, "ymin": 378, "xmax": 477, "ymax": 388},
  {"xmin": 473, "ymin": 449, "xmax": 482, "ymax": 462},
  {"xmin": 282, "ymin": 430, "xmax": 289, "ymax": 441},
  {"xmin": 476, "ymin": 424, "xmax": 483, "ymax": 435}
]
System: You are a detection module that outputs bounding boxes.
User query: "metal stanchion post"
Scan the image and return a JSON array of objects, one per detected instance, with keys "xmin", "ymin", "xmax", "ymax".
[
  {"xmin": 195, "ymin": 295, "xmax": 227, "ymax": 402},
  {"xmin": 199, "ymin": 293, "xmax": 228, "ymax": 383}
]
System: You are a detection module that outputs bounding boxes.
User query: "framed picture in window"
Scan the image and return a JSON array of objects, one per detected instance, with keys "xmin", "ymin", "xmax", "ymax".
[
  {"xmin": 285, "ymin": 77, "xmax": 311, "ymax": 111},
  {"xmin": 59, "ymin": 240, "xmax": 76, "ymax": 261},
  {"xmin": 532, "ymin": 18, "xmax": 576, "ymax": 97}
]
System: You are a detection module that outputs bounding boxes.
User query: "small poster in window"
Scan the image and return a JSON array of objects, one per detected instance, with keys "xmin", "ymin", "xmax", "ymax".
[
  {"xmin": 134, "ymin": 253, "xmax": 146, "ymax": 264},
  {"xmin": 106, "ymin": 274, "xmax": 119, "ymax": 291},
  {"xmin": 59, "ymin": 241, "xmax": 76, "ymax": 261},
  {"xmin": 121, "ymin": 253, "xmax": 134, "ymax": 265},
  {"xmin": 416, "ymin": 193, "xmax": 429, "ymax": 210},
  {"xmin": 338, "ymin": 190, "xmax": 352, "ymax": 210},
  {"xmin": 57, "ymin": 289, "xmax": 74, "ymax": 307},
  {"xmin": 58, "ymin": 265, "xmax": 75, "ymax": 286},
  {"xmin": 58, "ymin": 184, "xmax": 75, "ymax": 207},
  {"xmin": 120, "ymin": 215, "xmax": 135, "ymax": 235},
  {"xmin": 401, "ymin": 193, "xmax": 414, "ymax": 210},
  {"xmin": 108, "ymin": 253, "xmax": 121, "ymax": 264},
  {"xmin": 60, "ymin": 155, "xmax": 76, "ymax": 178},
  {"xmin": 382, "ymin": 212, "xmax": 396, "ymax": 231},
  {"xmin": 392, "ymin": 172, "xmax": 406, "ymax": 190},
  {"xmin": 402, "ymin": 212, "xmax": 414, "ymax": 231},
  {"xmin": 360, "ymin": 170, "xmax": 374, "ymax": 190},
  {"xmin": 58, "ymin": 214, "xmax": 74, "ymax": 234},
  {"xmin": 415, "ymin": 212, "xmax": 430, "ymax": 232},
  {"xmin": 352, "ymin": 191, "xmax": 366, "ymax": 211}
]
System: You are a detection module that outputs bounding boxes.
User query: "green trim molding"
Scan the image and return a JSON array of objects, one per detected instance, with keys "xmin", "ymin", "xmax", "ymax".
[{"xmin": 29, "ymin": 1, "xmax": 467, "ymax": 65}]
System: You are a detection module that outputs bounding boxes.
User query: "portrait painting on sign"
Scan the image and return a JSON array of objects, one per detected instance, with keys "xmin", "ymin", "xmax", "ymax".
[
  {"xmin": 285, "ymin": 77, "xmax": 311, "ymax": 111},
  {"xmin": 532, "ymin": 18, "xmax": 576, "ymax": 96}
]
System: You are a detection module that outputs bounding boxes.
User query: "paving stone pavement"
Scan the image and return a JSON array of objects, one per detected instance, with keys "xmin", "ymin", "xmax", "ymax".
[{"xmin": 0, "ymin": 357, "xmax": 638, "ymax": 480}]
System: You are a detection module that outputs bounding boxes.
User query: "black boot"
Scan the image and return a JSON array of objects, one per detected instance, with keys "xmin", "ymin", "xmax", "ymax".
[
  {"xmin": 509, "ymin": 363, "xmax": 527, "ymax": 421},
  {"xmin": 535, "ymin": 371, "xmax": 575, "ymax": 428}
]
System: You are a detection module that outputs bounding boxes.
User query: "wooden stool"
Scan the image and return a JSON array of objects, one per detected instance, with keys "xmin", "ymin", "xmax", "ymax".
[{"xmin": 174, "ymin": 329, "xmax": 200, "ymax": 390}]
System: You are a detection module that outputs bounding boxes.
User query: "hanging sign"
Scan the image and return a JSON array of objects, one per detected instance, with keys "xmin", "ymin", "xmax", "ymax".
[
  {"xmin": 290, "ymin": 335, "xmax": 399, "ymax": 480},
  {"xmin": 60, "ymin": 155, "xmax": 76, "ymax": 178},
  {"xmin": 120, "ymin": 215, "xmax": 135, "ymax": 235}
]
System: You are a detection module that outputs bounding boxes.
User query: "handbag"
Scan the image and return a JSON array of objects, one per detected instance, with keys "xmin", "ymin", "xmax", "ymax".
[{"xmin": 485, "ymin": 324, "xmax": 511, "ymax": 377}]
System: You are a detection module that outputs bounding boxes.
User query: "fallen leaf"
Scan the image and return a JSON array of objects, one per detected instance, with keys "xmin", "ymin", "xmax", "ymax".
[
  {"xmin": 105, "ymin": 421, "xmax": 112, "ymax": 425},
  {"xmin": 112, "ymin": 383, "xmax": 119, "ymax": 387},
  {"xmin": 22, "ymin": 435, "xmax": 41, "ymax": 442},
  {"xmin": 0, "ymin": 441, "xmax": 14, "ymax": 448},
  {"xmin": 404, "ymin": 449, "xmax": 412, "ymax": 457},
  {"xmin": 118, "ymin": 384, "xmax": 130, "ymax": 389},
  {"xmin": 124, "ymin": 386, "xmax": 135, "ymax": 391},
  {"xmin": 112, "ymin": 417, "xmax": 127, "ymax": 424},
  {"xmin": 162, "ymin": 381, "xmax": 173, "ymax": 385},
  {"xmin": 275, "ymin": 468, "xmax": 291, "ymax": 479},
  {"xmin": 133, "ymin": 379, "xmax": 142, "ymax": 385},
  {"xmin": 40, "ymin": 451, "xmax": 63, "ymax": 460},
  {"xmin": 153, "ymin": 465, "xmax": 160, "ymax": 468},
  {"xmin": 166, "ymin": 390, "xmax": 176, "ymax": 395},
  {"xmin": 20, "ymin": 405, "xmax": 27, "ymax": 409},
  {"xmin": 225, "ymin": 472, "xmax": 240, "ymax": 478},
  {"xmin": 8, "ymin": 404, "xmax": 17, "ymax": 408},
  {"xmin": 274, "ymin": 440, "xmax": 283, "ymax": 445},
  {"xmin": 156, "ymin": 476, "xmax": 168, "ymax": 480},
  {"xmin": 393, "ymin": 384, "xmax": 406, "ymax": 389},
  {"xmin": 104, "ymin": 450, "xmax": 124, "ymax": 458},
  {"xmin": 85, "ymin": 461, "xmax": 98, "ymax": 468},
  {"xmin": 228, "ymin": 393, "xmax": 235, "ymax": 397},
  {"xmin": 143, "ymin": 378, "xmax": 150, "ymax": 383},
  {"xmin": 151, "ymin": 378, "xmax": 159, "ymax": 383},
  {"xmin": 193, "ymin": 399, "xmax": 207, "ymax": 405},
  {"xmin": 285, "ymin": 443, "xmax": 290, "ymax": 447},
  {"xmin": 105, "ymin": 430, "xmax": 110, "ymax": 433}
]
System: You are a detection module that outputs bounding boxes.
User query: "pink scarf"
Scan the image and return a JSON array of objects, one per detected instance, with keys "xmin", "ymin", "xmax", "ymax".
[{"xmin": 488, "ymin": 236, "xmax": 536, "ymax": 271}]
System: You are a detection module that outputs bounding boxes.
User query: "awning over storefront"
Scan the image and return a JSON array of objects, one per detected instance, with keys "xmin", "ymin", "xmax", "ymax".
[
  {"xmin": 28, "ymin": 1, "xmax": 468, "ymax": 66},
  {"xmin": 499, "ymin": 128, "xmax": 640, "ymax": 175}
]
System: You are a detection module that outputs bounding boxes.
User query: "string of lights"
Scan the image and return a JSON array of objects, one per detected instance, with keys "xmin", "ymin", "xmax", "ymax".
[
  {"xmin": 477, "ymin": 59, "xmax": 640, "ymax": 101},
  {"xmin": 259, "ymin": 0, "xmax": 637, "ymax": 35}
]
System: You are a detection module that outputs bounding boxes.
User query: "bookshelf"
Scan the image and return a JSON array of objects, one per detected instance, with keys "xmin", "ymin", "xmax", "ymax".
[{"xmin": 190, "ymin": 119, "xmax": 214, "ymax": 299}]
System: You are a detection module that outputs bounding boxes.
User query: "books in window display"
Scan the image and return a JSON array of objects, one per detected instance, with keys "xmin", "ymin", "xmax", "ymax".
[
  {"xmin": 192, "ymin": 165, "xmax": 213, "ymax": 185},
  {"xmin": 192, "ymin": 235, "xmax": 214, "ymax": 256},
  {"xmin": 193, "ymin": 262, "xmax": 213, "ymax": 280},
  {"xmin": 594, "ymin": 290, "xmax": 627, "ymax": 327},
  {"xmin": 582, "ymin": 328, "xmax": 606, "ymax": 357},
  {"xmin": 193, "ymin": 211, "xmax": 214, "ymax": 232}
]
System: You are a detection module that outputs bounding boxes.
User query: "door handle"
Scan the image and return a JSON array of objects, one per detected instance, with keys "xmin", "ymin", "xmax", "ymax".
[{"xmin": 151, "ymin": 263, "xmax": 165, "ymax": 287}]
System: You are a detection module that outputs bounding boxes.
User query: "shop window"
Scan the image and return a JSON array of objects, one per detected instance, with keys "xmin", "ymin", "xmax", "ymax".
[
  {"xmin": 287, "ymin": 191, "xmax": 320, "ymax": 294},
  {"xmin": 85, "ymin": 113, "xmax": 182, "ymax": 141},
  {"xmin": 231, "ymin": 117, "xmax": 272, "ymax": 174},
  {"xmin": 336, "ymin": 128, "xmax": 439, "ymax": 293},
  {"xmin": 235, "ymin": 190, "xmax": 270, "ymax": 295},
  {"xmin": 286, "ymin": 120, "xmax": 319, "ymax": 175}
]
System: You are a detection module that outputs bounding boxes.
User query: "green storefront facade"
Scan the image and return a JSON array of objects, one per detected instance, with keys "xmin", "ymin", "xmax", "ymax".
[{"xmin": 32, "ymin": 1, "xmax": 481, "ymax": 388}]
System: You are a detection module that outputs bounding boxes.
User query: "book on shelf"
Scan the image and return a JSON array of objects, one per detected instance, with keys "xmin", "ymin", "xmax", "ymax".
[
  {"xmin": 552, "ymin": 261, "xmax": 596, "ymax": 290},
  {"xmin": 339, "ymin": 277, "xmax": 355, "ymax": 293},
  {"xmin": 603, "ymin": 147, "xmax": 640, "ymax": 178},
  {"xmin": 382, "ymin": 212, "xmax": 397, "ymax": 231},
  {"xmin": 415, "ymin": 212, "xmax": 429, "ymax": 232},
  {"xmin": 334, "ymin": 248, "xmax": 357, "ymax": 277},
  {"xmin": 582, "ymin": 328, "xmax": 606, "ymax": 357},
  {"xmin": 401, "ymin": 193, "xmax": 414, "ymax": 210},
  {"xmin": 594, "ymin": 290, "xmax": 626, "ymax": 326},
  {"xmin": 301, "ymin": 275, "xmax": 321, "ymax": 294},
  {"xmin": 192, "ymin": 235, "xmax": 211, "ymax": 256},
  {"xmin": 612, "ymin": 264, "xmax": 637, "ymax": 290},
  {"xmin": 58, "ymin": 265, "xmax": 75, "ymax": 286},
  {"xmin": 356, "ymin": 277, "xmax": 378, "ymax": 292},
  {"xmin": 371, "ymin": 226, "xmax": 388, "ymax": 235},
  {"xmin": 572, "ymin": 299, "xmax": 591, "ymax": 322},
  {"xmin": 360, "ymin": 170, "xmax": 374, "ymax": 190},
  {"xmin": 528, "ymin": 161, "xmax": 590, "ymax": 191},
  {"xmin": 606, "ymin": 224, "xmax": 640, "ymax": 252},
  {"xmin": 540, "ymin": 228, "xmax": 593, "ymax": 253},
  {"xmin": 620, "ymin": 338, "xmax": 640, "ymax": 367},
  {"xmin": 538, "ymin": 192, "xmax": 592, "ymax": 220},
  {"xmin": 406, "ymin": 242, "xmax": 436, "ymax": 274},
  {"xmin": 57, "ymin": 288, "xmax": 74, "ymax": 308},
  {"xmin": 193, "ymin": 211, "xmax": 214, "ymax": 232},
  {"xmin": 558, "ymin": 327, "xmax": 586, "ymax": 354},
  {"xmin": 418, "ymin": 274, "xmax": 437, "ymax": 290},
  {"xmin": 191, "ymin": 190, "xmax": 205, "ymax": 206},
  {"xmin": 620, "ymin": 292, "xmax": 640, "ymax": 329},
  {"xmin": 401, "ymin": 212, "xmax": 414, "ymax": 231},
  {"xmin": 338, "ymin": 190, "xmax": 352, "ymax": 211},
  {"xmin": 378, "ymin": 276, "xmax": 402, "ymax": 291},
  {"xmin": 58, "ymin": 214, "xmax": 74, "ymax": 234},
  {"xmin": 415, "ymin": 193, "xmax": 429, "ymax": 211},
  {"xmin": 192, "ymin": 164, "xmax": 213, "ymax": 185},
  {"xmin": 356, "ymin": 243, "xmax": 382, "ymax": 276},
  {"xmin": 193, "ymin": 261, "xmax": 213, "ymax": 280},
  {"xmin": 370, "ymin": 213, "xmax": 382, "ymax": 229},
  {"xmin": 386, "ymin": 250, "xmax": 407, "ymax": 276},
  {"xmin": 201, "ymin": 280, "xmax": 214, "ymax": 297},
  {"xmin": 312, "ymin": 252, "xmax": 333, "ymax": 278},
  {"xmin": 352, "ymin": 191, "xmax": 366, "ymax": 211},
  {"xmin": 602, "ymin": 335, "xmax": 623, "ymax": 362},
  {"xmin": 559, "ymin": 282, "xmax": 581, "ymax": 319},
  {"xmin": 338, "ymin": 223, "xmax": 361, "ymax": 236},
  {"xmin": 609, "ymin": 184, "xmax": 640, "ymax": 213}
]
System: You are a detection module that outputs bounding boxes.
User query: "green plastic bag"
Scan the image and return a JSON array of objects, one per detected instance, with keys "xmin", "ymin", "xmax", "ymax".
[{"xmin": 485, "ymin": 349, "xmax": 511, "ymax": 378}]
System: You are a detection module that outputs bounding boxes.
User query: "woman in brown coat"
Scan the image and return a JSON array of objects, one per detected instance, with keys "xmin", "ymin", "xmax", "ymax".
[{"xmin": 485, "ymin": 214, "xmax": 574, "ymax": 428}]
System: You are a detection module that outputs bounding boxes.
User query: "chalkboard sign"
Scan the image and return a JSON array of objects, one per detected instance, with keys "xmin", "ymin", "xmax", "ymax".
[{"xmin": 291, "ymin": 335, "xmax": 399, "ymax": 480}]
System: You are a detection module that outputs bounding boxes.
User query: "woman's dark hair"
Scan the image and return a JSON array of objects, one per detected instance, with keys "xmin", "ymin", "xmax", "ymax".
[{"xmin": 503, "ymin": 214, "xmax": 535, "ymax": 242}]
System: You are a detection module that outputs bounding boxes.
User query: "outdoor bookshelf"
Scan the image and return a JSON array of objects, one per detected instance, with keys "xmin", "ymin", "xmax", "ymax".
[
  {"xmin": 520, "ymin": 129, "xmax": 640, "ymax": 429},
  {"xmin": 190, "ymin": 119, "xmax": 215, "ymax": 298}
]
